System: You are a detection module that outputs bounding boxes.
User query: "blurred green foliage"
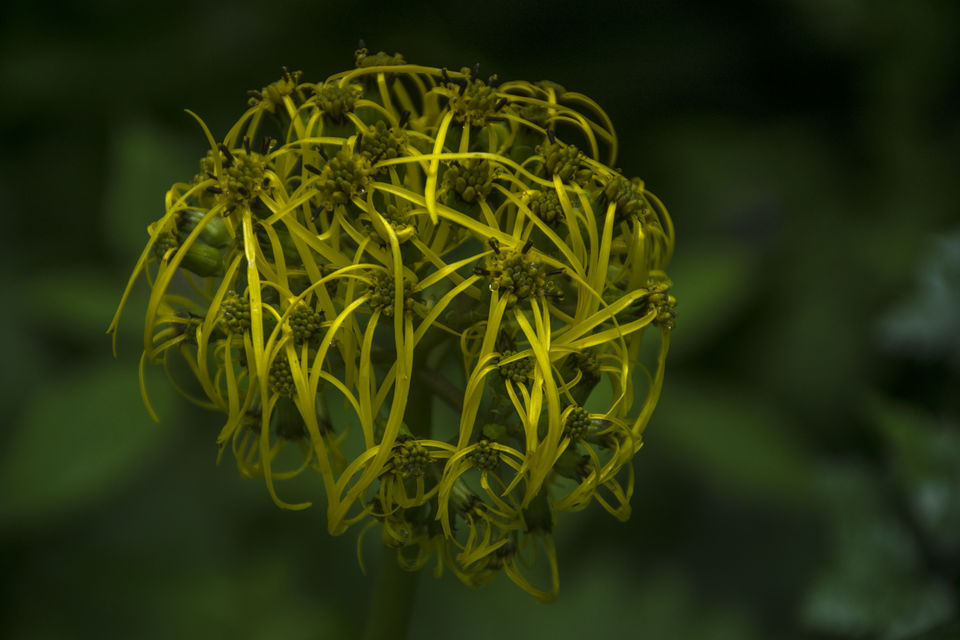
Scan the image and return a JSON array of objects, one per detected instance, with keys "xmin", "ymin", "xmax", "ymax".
[{"xmin": 1, "ymin": 0, "xmax": 958, "ymax": 638}]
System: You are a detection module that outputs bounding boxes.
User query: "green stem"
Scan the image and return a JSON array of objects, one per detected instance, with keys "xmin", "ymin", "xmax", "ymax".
[
  {"xmin": 361, "ymin": 546, "xmax": 420, "ymax": 640},
  {"xmin": 361, "ymin": 347, "xmax": 434, "ymax": 639}
]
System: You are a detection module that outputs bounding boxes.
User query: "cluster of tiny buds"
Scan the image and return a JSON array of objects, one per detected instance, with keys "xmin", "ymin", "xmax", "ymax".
[
  {"xmin": 220, "ymin": 291, "xmax": 251, "ymax": 334},
  {"xmin": 476, "ymin": 238, "xmax": 564, "ymax": 308},
  {"xmin": 469, "ymin": 439, "xmax": 499, "ymax": 472},
  {"xmin": 288, "ymin": 302, "xmax": 323, "ymax": 343},
  {"xmin": 365, "ymin": 272, "xmax": 417, "ymax": 316},
  {"xmin": 392, "ymin": 438, "xmax": 431, "ymax": 478},
  {"xmin": 563, "ymin": 406, "xmax": 592, "ymax": 440},
  {"xmin": 497, "ymin": 349, "xmax": 533, "ymax": 385},
  {"xmin": 268, "ymin": 356, "xmax": 295, "ymax": 396},
  {"xmin": 642, "ymin": 278, "xmax": 678, "ymax": 331}
]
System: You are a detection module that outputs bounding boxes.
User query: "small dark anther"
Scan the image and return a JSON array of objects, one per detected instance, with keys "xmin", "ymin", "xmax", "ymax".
[
  {"xmin": 473, "ymin": 266, "xmax": 490, "ymax": 276},
  {"xmin": 354, "ymin": 133, "xmax": 363, "ymax": 154},
  {"xmin": 304, "ymin": 164, "xmax": 323, "ymax": 176},
  {"xmin": 487, "ymin": 237, "xmax": 500, "ymax": 254},
  {"xmin": 206, "ymin": 171, "xmax": 217, "ymax": 180},
  {"xmin": 487, "ymin": 75, "xmax": 499, "ymax": 88},
  {"xmin": 370, "ymin": 150, "xmax": 385, "ymax": 166},
  {"xmin": 484, "ymin": 116, "xmax": 507, "ymax": 124},
  {"xmin": 546, "ymin": 267, "xmax": 564, "ymax": 276},
  {"xmin": 494, "ymin": 97, "xmax": 508, "ymax": 111},
  {"xmin": 218, "ymin": 143, "xmax": 234, "ymax": 166},
  {"xmin": 317, "ymin": 147, "xmax": 329, "ymax": 161},
  {"xmin": 521, "ymin": 239, "xmax": 534, "ymax": 254},
  {"xmin": 247, "ymin": 90, "xmax": 263, "ymax": 100},
  {"xmin": 398, "ymin": 110, "xmax": 411, "ymax": 129},
  {"xmin": 261, "ymin": 137, "xmax": 271, "ymax": 154},
  {"xmin": 237, "ymin": 186, "xmax": 249, "ymax": 197},
  {"xmin": 261, "ymin": 177, "xmax": 270, "ymax": 188},
  {"xmin": 441, "ymin": 68, "xmax": 451, "ymax": 84},
  {"xmin": 243, "ymin": 137, "xmax": 252, "ymax": 155},
  {"xmin": 471, "ymin": 62, "xmax": 480, "ymax": 78},
  {"xmin": 458, "ymin": 81, "xmax": 468, "ymax": 96},
  {"xmin": 543, "ymin": 291, "xmax": 563, "ymax": 299},
  {"xmin": 206, "ymin": 185, "xmax": 223, "ymax": 194},
  {"xmin": 547, "ymin": 130, "xmax": 556, "ymax": 143}
]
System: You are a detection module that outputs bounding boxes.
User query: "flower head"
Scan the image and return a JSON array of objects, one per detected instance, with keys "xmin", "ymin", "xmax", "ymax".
[{"xmin": 109, "ymin": 46, "xmax": 676, "ymax": 602}]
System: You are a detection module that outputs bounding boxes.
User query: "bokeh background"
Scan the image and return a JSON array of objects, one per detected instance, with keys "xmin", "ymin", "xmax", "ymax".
[{"xmin": 2, "ymin": 0, "xmax": 959, "ymax": 638}]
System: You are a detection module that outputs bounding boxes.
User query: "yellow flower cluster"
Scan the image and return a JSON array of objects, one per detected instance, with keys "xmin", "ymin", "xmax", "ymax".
[{"xmin": 110, "ymin": 46, "xmax": 675, "ymax": 602}]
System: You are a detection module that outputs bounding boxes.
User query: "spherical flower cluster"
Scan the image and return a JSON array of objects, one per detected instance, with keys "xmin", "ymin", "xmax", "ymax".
[{"xmin": 110, "ymin": 45, "xmax": 676, "ymax": 602}]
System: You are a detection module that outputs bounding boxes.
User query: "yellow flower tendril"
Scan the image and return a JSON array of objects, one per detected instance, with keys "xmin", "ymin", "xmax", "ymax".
[{"xmin": 109, "ymin": 46, "xmax": 676, "ymax": 603}]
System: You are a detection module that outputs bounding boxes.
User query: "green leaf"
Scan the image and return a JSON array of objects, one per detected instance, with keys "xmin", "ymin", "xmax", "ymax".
[
  {"xmin": 869, "ymin": 397, "xmax": 960, "ymax": 553},
  {"xmin": 0, "ymin": 359, "xmax": 180, "ymax": 525},
  {"xmin": 801, "ymin": 464, "xmax": 956, "ymax": 638}
]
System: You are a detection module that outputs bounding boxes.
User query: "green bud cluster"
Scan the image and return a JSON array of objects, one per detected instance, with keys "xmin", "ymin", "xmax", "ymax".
[
  {"xmin": 537, "ymin": 138, "xmax": 591, "ymax": 183},
  {"xmin": 359, "ymin": 120, "xmax": 406, "ymax": 162},
  {"xmin": 355, "ymin": 47, "xmax": 406, "ymax": 67},
  {"xmin": 526, "ymin": 189, "xmax": 564, "ymax": 225},
  {"xmin": 640, "ymin": 276, "xmax": 678, "ymax": 330},
  {"xmin": 112, "ymin": 46, "xmax": 676, "ymax": 603},
  {"xmin": 268, "ymin": 356, "xmax": 295, "ymax": 396},
  {"xmin": 469, "ymin": 439, "xmax": 499, "ymax": 472},
  {"xmin": 443, "ymin": 159, "xmax": 496, "ymax": 204},
  {"xmin": 152, "ymin": 231, "xmax": 177, "ymax": 259},
  {"xmin": 604, "ymin": 175, "xmax": 654, "ymax": 222},
  {"xmin": 312, "ymin": 144, "xmax": 372, "ymax": 211},
  {"xmin": 248, "ymin": 67, "xmax": 301, "ymax": 113},
  {"xmin": 220, "ymin": 291, "xmax": 251, "ymax": 334},
  {"xmin": 392, "ymin": 438, "xmax": 431, "ymax": 478},
  {"xmin": 288, "ymin": 302, "xmax": 323, "ymax": 343},
  {"xmin": 563, "ymin": 406, "xmax": 591, "ymax": 440},
  {"xmin": 365, "ymin": 272, "xmax": 416, "ymax": 316},
  {"xmin": 199, "ymin": 147, "xmax": 270, "ymax": 211},
  {"xmin": 313, "ymin": 83, "xmax": 361, "ymax": 121},
  {"xmin": 497, "ymin": 349, "xmax": 533, "ymax": 384},
  {"xmin": 447, "ymin": 72, "xmax": 502, "ymax": 127},
  {"xmin": 484, "ymin": 244, "xmax": 558, "ymax": 307}
]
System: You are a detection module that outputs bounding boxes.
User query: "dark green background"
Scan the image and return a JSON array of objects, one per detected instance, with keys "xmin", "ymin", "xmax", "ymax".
[{"xmin": 2, "ymin": 0, "xmax": 959, "ymax": 638}]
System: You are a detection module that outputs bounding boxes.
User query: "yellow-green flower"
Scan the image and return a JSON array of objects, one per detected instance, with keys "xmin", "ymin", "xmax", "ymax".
[{"xmin": 109, "ymin": 45, "xmax": 676, "ymax": 603}]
